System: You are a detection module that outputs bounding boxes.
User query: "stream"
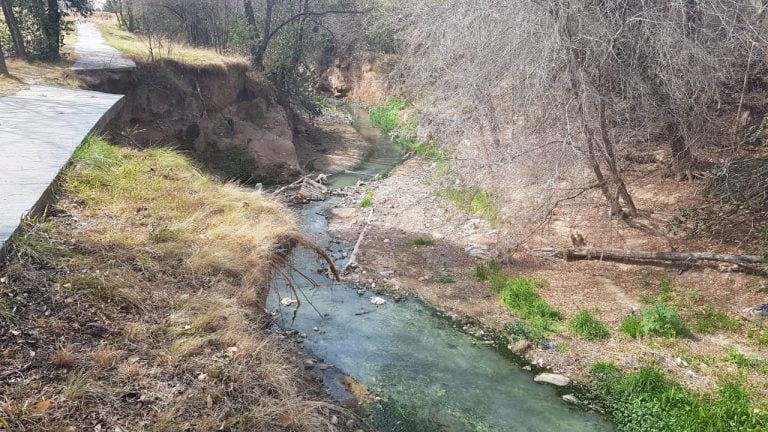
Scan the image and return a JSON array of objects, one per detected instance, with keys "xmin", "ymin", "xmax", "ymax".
[{"xmin": 269, "ymin": 105, "xmax": 613, "ymax": 431}]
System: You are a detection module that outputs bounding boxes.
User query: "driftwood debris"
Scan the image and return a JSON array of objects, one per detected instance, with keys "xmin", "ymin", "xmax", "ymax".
[
  {"xmin": 272, "ymin": 175, "xmax": 329, "ymax": 201},
  {"xmin": 536, "ymin": 247, "xmax": 766, "ymax": 274},
  {"xmin": 343, "ymin": 208, "xmax": 374, "ymax": 274}
]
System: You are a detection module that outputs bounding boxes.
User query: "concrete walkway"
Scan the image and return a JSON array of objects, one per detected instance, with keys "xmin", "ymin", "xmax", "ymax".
[
  {"xmin": 0, "ymin": 86, "xmax": 124, "ymax": 257},
  {"xmin": 72, "ymin": 22, "xmax": 136, "ymax": 71}
]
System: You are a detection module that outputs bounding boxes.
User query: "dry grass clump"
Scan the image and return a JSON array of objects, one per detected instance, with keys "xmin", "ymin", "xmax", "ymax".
[
  {"xmin": 95, "ymin": 19, "xmax": 246, "ymax": 67},
  {"xmin": 0, "ymin": 136, "xmax": 345, "ymax": 431},
  {"xmin": 52, "ymin": 345, "xmax": 77, "ymax": 369}
]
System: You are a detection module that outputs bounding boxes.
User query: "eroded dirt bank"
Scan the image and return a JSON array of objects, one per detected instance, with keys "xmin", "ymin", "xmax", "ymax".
[
  {"xmin": 327, "ymin": 158, "xmax": 768, "ymax": 402},
  {"xmin": 79, "ymin": 61, "xmax": 300, "ymax": 183}
]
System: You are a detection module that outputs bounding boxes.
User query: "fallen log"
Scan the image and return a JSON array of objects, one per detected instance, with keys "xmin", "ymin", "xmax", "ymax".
[
  {"xmin": 533, "ymin": 247, "xmax": 766, "ymax": 275},
  {"xmin": 552, "ymin": 248, "xmax": 764, "ymax": 264}
]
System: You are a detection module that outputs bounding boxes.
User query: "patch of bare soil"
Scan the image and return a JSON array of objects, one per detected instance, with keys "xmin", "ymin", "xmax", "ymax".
[{"xmin": 328, "ymin": 158, "xmax": 768, "ymax": 402}]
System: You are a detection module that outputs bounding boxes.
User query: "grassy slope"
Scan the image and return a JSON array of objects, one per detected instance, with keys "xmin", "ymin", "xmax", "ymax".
[
  {"xmin": 0, "ymin": 137, "xmax": 343, "ymax": 431},
  {"xmin": 95, "ymin": 20, "xmax": 246, "ymax": 67}
]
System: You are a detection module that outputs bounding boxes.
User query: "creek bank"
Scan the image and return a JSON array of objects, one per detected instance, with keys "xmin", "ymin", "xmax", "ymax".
[
  {"xmin": 325, "ymin": 157, "xmax": 768, "ymax": 408},
  {"xmin": 78, "ymin": 60, "xmax": 300, "ymax": 183}
]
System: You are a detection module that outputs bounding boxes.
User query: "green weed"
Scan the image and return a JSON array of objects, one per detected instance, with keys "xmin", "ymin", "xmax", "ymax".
[
  {"xmin": 570, "ymin": 309, "xmax": 610, "ymax": 341},
  {"xmin": 491, "ymin": 275, "xmax": 561, "ymax": 331},
  {"xmin": 438, "ymin": 186, "xmax": 501, "ymax": 226},
  {"xmin": 622, "ymin": 301, "xmax": 687, "ymax": 339},
  {"xmin": 359, "ymin": 190, "xmax": 375, "ymax": 208},
  {"xmin": 412, "ymin": 237, "xmax": 434, "ymax": 247},
  {"xmin": 591, "ymin": 363, "xmax": 768, "ymax": 431},
  {"xmin": 473, "ymin": 261, "xmax": 501, "ymax": 281},
  {"xmin": 369, "ymin": 98, "xmax": 408, "ymax": 133},
  {"xmin": 726, "ymin": 349, "xmax": 768, "ymax": 373},
  {"xmin": 689, "ymin": 306, "xmax": 740, "ymax": 334},
  {"xmin": 748, "ymin": 323, "xmax": 768, "ymax": 346},
  {"xmin": 506, "ymin": 320, "xmax": 547, "ymax": 345},
  {"xmin": 620, "ymin": 312, "xmax": 643, "ymax": 338},
  {"xmin": 10, "ymin": 218, "xmax": 70, "ymax": 265}
]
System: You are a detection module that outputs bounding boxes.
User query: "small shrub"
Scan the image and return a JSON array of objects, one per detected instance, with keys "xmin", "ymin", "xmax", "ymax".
[
  {"xmin": 640, "ymin": 302, "xmax": 688, "ymax": 338},
  {"xmin": 359, "ymin": 190, "xmax": 375, "ymax": 208},
  {"xmin": 620, "ymin": 312, "xmax": 643, "ymax": 338},
  {"xmin": 473, "ymin": 261, "xmax": 501, "ymax": 281},
  {"xmin": 209, "ymin": 147, "xmax": 258, "ymax": 184},
  {"xmin": 570, "ymin": 309, "xmax": 610, "ymax": 341},
  {"xmin": 622, "ymin": 303, "xmax": 687, "ymax": 339},
  {"xmin": 412, "ymin": 237, "xmax": 434, "ymax": 247}
]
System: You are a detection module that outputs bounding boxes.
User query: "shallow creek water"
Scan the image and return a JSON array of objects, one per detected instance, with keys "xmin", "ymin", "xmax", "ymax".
[{"xmin": 268, "ymin": 105, "xmax": 613, "ymax": 431}]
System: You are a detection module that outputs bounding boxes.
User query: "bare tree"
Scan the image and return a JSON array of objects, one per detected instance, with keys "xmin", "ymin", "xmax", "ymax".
[{"xmin": 397, "ymin": 0, "xmax": 764, "ymax": 218}]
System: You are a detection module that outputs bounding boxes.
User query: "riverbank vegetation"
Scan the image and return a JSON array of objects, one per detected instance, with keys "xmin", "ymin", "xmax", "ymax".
[{"xmin": 0, "ymin": 136, "xmax": 343, "ymax": 430}]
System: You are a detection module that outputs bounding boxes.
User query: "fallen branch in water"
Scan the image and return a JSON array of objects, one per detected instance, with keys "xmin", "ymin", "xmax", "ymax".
[{"xmin": 343, "ymin": 208, "xmax": 374, "ymax": 274}]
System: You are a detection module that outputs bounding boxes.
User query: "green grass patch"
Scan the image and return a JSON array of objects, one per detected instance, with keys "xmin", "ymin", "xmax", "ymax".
[
  {"xmin": 620, "ymin": 312, "xmax": 643, "ymax": 338},
  {"xmin": 490, "ymin": 274, "xmax": 561, "ymax": 335},
  {"xmin": 570, "ymin": 309, "xmax": 610, "ymax": 341},
  {"xmin": 437, "ymin": 186, "xmax": 502, "ymax": 226},
  {"xmin": 359, "ymin": 190, "xmax": 375, "ymax": 208},
  {"xmin": 368, "ymin": 98, "xmax": 449, "ymax": 164},
  {"xmin": 412, "ymin": 237, "xmax": 434, "ymax": 247},
  {"xmin": 726, "ymin": 349, "xmax": 768, "ymax": 374},
  {"xmin": 369, "ymin": 98, "xmax": 408, "ymax": 133},
  {"xmin": 748, "ymin": 322, "xmax": 768, "ymax": 346},
  {"xmin": 591, "ymin": 363, "xmax": 768, "ymax": 431},
  {"xmin": 621, "ymin": 302, "xmax": 688, "ymax": 339},
  {"xmin": 506, "ymin": 320, "xmax": 547, "ymax": 345}
]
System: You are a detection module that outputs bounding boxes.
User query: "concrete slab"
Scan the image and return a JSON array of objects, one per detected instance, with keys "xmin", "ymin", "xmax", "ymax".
[
  {"xmin": 0, "ymin": 85, "xmax": 124, "ymax": 258},
  {"xmin": 72, "ymin": 22, "xmax": 136, "ymax": 71}
]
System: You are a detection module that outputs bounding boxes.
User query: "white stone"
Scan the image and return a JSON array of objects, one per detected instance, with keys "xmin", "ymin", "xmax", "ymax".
[
  {"xmin": 370, "ymin": 296, "xmax": 387, "ymax": 305},
  {"xmin": 534, "ymin": 373, "xmax": 571, "ymax": 387}
]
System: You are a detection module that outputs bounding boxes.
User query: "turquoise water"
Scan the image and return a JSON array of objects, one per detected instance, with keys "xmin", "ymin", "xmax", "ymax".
[{"xmin": 269, "ymin": 104, "xmax": 613, "ymax": 431}]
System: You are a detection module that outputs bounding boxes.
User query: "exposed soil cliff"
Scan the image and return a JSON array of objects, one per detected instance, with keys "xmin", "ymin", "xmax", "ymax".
[
  {"xmin": 79, "ymin": 61, "xmax": 300, "ymax": 183},
  {"xmin": 320, "ymin": 53, "xmax": 392, "ymax": 103}
]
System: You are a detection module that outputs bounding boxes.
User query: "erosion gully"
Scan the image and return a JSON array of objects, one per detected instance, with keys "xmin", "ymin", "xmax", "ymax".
[{"xmin": 269, "ymin": 104, "xmax": 613, "ymax": 432}]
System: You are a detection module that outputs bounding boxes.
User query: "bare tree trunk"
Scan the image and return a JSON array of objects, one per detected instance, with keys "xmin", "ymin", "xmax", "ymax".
[
  {"xmin": 598, "ymin": 101, "xmax": 637, "ymax": 215},
  {"xmin": 1, "ymin": 0, "xmax": 27, "ymax": 59},
  {"xmin": 0, "ymin": 40, "xmax": 9, "ymax": 75}
]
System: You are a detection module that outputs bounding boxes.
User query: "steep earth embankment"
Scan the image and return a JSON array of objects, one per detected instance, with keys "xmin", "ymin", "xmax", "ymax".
[{"xmin": 79, "ymin": 61, "xmax": 300, "ymax": 183}]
